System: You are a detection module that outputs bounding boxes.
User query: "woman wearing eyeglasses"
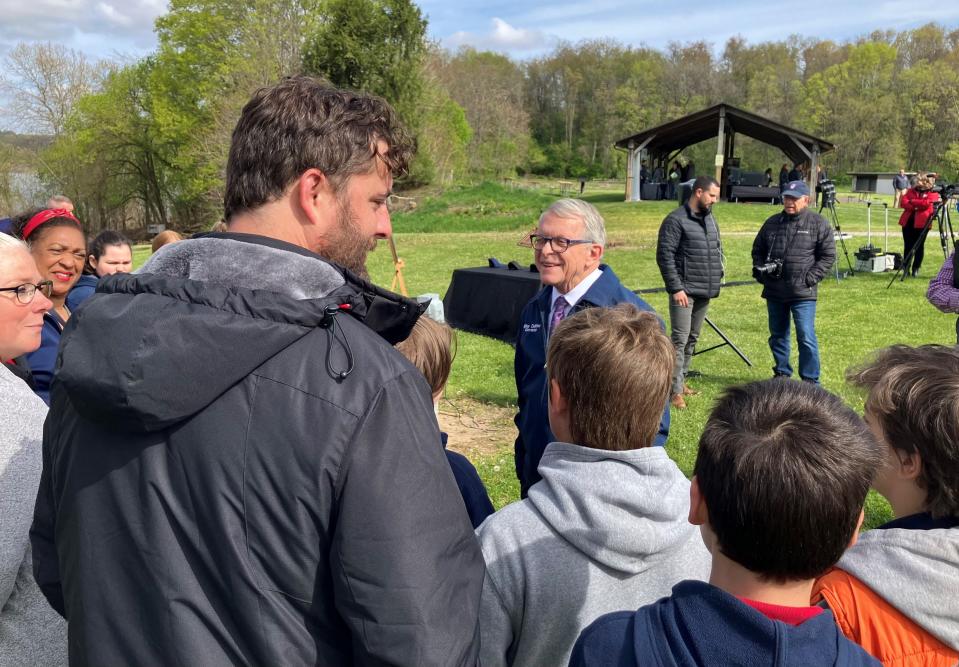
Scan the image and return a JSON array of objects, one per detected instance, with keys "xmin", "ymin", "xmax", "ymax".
[
  {"xmin": 0, "ymin": 233, "xmax": 67, "ymax": 666},
  {"xmin": 12, "ymin": 207, "xmax": 87, "ymax": 404}
]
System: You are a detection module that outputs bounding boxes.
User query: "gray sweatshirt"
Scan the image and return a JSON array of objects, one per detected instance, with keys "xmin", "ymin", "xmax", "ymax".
[
  {"xmin": 476, "ymin": 442, "xmax": 711, "ymax": 667},
  {"xmin": 838, "ymin": 526, "xmax": 959, "ymax": 651},
  {"xmin": 0, "ymin": 364, "xmax": 67, "ymax": 666}
]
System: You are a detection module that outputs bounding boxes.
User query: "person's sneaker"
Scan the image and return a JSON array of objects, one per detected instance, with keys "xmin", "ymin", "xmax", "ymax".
[
  {"xmin": 671, "ymin": 393, "xmax": 687, "ymax": 409},
  {"xmin": 682, "ymin": 384, "xmax": 699, "ymax": 396}
]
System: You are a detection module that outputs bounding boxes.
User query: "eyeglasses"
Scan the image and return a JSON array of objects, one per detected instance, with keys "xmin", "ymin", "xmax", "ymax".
[
  {"xmin": 518, "ymin": 233, "xmax": 594, "ymax": 253},
  {"xmin": 0, "ymin": 281, "xmax": 53, "ymax": 304}
]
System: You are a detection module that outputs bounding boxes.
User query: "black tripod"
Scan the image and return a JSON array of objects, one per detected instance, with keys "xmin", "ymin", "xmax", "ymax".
[
  {"xmin": 887, "ymin": 186, "xmax": 957, "ymax": 288},
  {"xmin": 819, "ymin": 192, "xmax": 855, "ymax": 279}
]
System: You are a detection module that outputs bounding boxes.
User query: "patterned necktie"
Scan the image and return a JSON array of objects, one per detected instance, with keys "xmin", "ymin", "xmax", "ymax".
[{"xmin": 550, "ymin": 295, "xmax": 568, "ymax": 334}]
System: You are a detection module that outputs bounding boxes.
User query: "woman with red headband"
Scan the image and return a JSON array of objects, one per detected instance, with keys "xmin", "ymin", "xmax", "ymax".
[{"xmin": 12, "ymin": 207, "xmax": 86, "ymax": 404}]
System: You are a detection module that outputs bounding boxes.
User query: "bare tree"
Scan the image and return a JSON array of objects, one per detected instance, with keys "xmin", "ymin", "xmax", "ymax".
[{"xmin": 0, "ymin": 42, "xmax": 111, "ymax": 136}]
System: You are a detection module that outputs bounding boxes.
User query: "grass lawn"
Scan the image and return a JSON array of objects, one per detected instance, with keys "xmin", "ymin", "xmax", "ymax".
[
  {"xmin": 135, "ymin": 181, "xmax": 957, "ymax": 528},
  {"xmin": 371, "ymin": 181, "xmax": 957, "ymax": 528}
]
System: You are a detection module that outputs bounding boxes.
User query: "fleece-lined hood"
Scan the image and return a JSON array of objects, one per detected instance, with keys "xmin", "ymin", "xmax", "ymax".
[
  {"xmin": 55, "ymin": 233, "xmax": 424, "ymax": 432},
  {"xmin": 838, "ymin": 526, "xmax": 959, "ymax": 650},
  {"xmin": 527, "ymin": 442, "xmax": 702, "ymax": 574}
]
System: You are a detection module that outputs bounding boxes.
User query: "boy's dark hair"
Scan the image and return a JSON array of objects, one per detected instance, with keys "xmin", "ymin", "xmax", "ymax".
[
  {"xmin": 695, "ymin": 378, "xmax": 881, "ymax": 581},
  {"xmin": 394, "ymin": 315, "xmax": 455, "ymax": 396},
  {"xmin": 848, "ymin": 344, "xmax": 959, "ymax": 518},
  {"xmin": 85, "ymin": 229, "xmax": 132, "ymax": 274},
  {"xmin": 692, "ymin": 175, "xmax": 719, "ymax": 193},
  {"xmin": 546, "ymin": 304, "xmax": 673, "ymax": 451},
  {"xmin": 224, "ymin": 76, "xmax": 414, "ymax": 220}
]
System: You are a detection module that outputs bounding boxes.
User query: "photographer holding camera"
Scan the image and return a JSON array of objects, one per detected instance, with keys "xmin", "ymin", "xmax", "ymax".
[{"xmin": 751, "ymin": 181, "xmax": 836, "ymax": 383}]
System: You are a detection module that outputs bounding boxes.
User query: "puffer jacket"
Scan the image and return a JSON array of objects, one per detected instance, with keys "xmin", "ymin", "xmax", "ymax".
[
  {"xmin": 656, "ymin": 203, "xmax": 723, "ymax": 298},
  {"xmin": 30, "ymin": 233, "xmax": 485, "ymax": 667},
  {"xmin": 899, "ymin": 187, "xmax": 941, "ymax": 229},
  {"xmin": 751, "ymin": 208, "xmax": 836, "ymax": 302}
]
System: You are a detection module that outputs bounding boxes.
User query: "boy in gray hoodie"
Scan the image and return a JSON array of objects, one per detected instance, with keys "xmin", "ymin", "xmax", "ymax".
[{"xmin": 476, "ymin": 304, "xmax": 710, "ymax": 667}]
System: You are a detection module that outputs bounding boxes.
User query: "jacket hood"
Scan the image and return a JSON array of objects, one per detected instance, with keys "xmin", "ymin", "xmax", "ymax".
[
  {"xmin": 838, "ymin": 526, "xmax": 959, "ymax": 650},
  {"xmin": 527, "ymin": 443, "xmax": 700, "ymax": 574},
  {"xmin": 56, "ymin": 234, "xmax": 424, "ymax": 432},
  {"xmin": 628, "ymin": 580, "xmax": 875, "ymax": 666}
]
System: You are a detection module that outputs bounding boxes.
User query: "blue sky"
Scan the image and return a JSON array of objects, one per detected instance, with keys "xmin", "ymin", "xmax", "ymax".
[{"xmin": 1, "ymin": 0, "xmax": 959, "ymax": 63}]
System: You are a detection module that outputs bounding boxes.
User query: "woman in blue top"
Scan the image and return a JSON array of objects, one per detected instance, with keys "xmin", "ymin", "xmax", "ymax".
[
  {"xmin": 13, "ymin": 208, "xmax": 86, "ymax": 404},
  {"xmin": 66, "ymin": 230, "xmax": 133, "ymax": 311}
]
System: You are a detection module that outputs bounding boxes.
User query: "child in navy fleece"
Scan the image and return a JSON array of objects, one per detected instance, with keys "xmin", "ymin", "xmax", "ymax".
[
  {"xmin": 571, "ymin": 379, "xmax": 883, "ymax": 667},
  {"xmin": 395, "ymin": 314, "xmax": 494, "ymax": 529}
]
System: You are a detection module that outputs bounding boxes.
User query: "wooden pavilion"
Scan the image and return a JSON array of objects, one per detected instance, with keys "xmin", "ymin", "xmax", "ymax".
[{"xmin": 615, "ymin": 103, "xmax": 834, "ymax": 201}]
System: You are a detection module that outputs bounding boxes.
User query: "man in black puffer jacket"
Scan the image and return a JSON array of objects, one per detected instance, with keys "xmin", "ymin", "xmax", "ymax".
[
  {"xmin": 751, "ymin": 180, "xmax": 836, "ymax": 384},
  {"xmin": 656, "ymin": 175, "xmax": 723, "ymax": 409},
  {"xmin": 31, "ymin": 77, "xmax": 485, "ymax": 667}
]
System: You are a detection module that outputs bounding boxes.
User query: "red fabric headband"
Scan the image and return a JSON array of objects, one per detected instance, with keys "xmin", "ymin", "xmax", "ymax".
[{"xmin": 22, "ymin": 208, "xmax": 81, "ymax": 240}]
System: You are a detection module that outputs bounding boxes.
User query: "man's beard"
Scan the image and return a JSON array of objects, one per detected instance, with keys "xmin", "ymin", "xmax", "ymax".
[{"xmin": 321, "ymin": 196, "xmax": 378, "ymax": 280}]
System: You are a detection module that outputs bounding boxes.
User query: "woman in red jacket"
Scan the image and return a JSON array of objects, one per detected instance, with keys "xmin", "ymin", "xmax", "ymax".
[{"xmin": 899, "ymin": 176, "xmax": 941, "ymax": 277}]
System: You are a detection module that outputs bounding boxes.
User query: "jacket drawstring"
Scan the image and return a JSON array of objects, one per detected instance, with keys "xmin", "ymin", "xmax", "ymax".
[{"xmin": 321, "ymin": 304, "xmax": 355, "ymax": 382}]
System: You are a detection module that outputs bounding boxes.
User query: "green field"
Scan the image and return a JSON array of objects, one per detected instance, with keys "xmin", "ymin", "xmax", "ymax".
[
  {"xmin": 371, "ymin": 181, "xmax": 956, "ymax": 528},
  {"xmin": 137, "ymin": 181, "xmax": 957, "ymax": 528}
]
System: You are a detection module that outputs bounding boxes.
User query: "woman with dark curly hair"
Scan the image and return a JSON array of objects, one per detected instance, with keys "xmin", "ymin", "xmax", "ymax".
[{"xmin": 12, "ymin": 207, "xmax": 86, "ymax": 403}]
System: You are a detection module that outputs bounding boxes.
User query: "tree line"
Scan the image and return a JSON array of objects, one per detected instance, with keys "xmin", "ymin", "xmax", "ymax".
[{"xmin": 2, "ymin": 0, "xmax": 959, "ymax": 232}]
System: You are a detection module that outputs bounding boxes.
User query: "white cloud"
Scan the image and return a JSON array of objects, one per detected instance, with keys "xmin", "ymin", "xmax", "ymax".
[
  {"xmin": 0, "ymin": 0, "xmax": 161, "ymax": 57},
  {"xmin": 446, "ymin": 17, "xmax": 554, "ymax": 53}
]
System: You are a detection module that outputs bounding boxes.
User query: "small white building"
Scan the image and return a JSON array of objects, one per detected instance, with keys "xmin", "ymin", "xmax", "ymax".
[{"xmin": 848, "ymin": 171, "xmax": 916, "ymax": 196}]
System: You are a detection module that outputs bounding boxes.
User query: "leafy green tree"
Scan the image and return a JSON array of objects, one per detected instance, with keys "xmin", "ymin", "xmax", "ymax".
[
  {"xmin": 800, "ymin": 42, "xmax": 902, "ymax": 172},
  {"xmin": 302, "ymin": 0, "xmax": 427, "ymax": 121},
  {"xmin": 436, "ymin": 48, "xmax": 529, "ymax": 178},
  {"xmin": 411, "ymin": 78, "xmax": 472, "ymax": 185}
]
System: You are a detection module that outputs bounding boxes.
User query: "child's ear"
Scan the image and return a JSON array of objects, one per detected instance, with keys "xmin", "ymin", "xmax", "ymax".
[
  {"xmin": 898, "ymin": 450, "xmax": 922, "ymax": 482},
  {"xmin": 847, "ymin": 510, "xmax": 866, "ymax": 549},
  {"xmin": 688, "ymin": 476, "xmax": 707, "ymax": 526},
  {"xmin": 548, "ymin": 378, "xmax": 567, "ymax": 415}
]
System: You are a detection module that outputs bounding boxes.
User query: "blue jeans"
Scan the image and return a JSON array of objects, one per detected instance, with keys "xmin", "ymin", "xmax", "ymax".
[{"xmin": 766, "ymin": 299, "xmax": 820, "ymax": 383}]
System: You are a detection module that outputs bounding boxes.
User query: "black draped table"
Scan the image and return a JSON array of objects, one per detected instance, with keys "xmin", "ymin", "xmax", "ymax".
[{"xmin": 443, "ymin": 267, "xmax": 542, "ymax": 343}]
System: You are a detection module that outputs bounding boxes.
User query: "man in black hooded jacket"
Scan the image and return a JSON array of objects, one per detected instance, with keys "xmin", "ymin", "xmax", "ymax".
[{"xmin": 31, "ymin": 77, "xmax": 484, "ymax": 666}]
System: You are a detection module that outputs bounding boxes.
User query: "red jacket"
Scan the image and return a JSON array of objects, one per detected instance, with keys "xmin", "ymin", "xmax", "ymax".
[{"xmin": 899, "ymin": 188, "xmax": 941, "ymax": 229}]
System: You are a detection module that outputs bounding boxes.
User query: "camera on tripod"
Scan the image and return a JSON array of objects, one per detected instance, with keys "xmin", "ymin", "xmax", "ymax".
[
  {"xmin": 932, "ymin": 182, "xmax": 958, "ymax": 197},
  {"xmin": 753, "ymin": 258, "xmax": 784, "ymax": 279},
  {"xmin": 819, "ymin": 178, "xmax": 836, "ymax": 205}
]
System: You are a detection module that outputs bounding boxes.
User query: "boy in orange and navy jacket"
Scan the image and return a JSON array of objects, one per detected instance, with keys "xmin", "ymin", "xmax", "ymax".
[{"xmin": 814, "ymin": 344, "xmax": 959, "ymax": 666}]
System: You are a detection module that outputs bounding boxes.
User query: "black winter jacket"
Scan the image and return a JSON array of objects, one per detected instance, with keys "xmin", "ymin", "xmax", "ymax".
[
  {"xmin": 31, "ymin": 233, "xmax": 485, "ymax": 667},
  {"xmin": 656, "ymin": 204, "xmax": 723, "ymax": 298},
  {"xmin": 751, "ymin": 208, "xmax": 836, "ymax": 302}
]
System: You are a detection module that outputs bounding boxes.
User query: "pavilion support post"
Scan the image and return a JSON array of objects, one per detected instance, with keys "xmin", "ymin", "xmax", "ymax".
[
  {"xmin": 808, "ymin": 147, "xmax": 820, "ymax": 195},
  {"xmin": 715, "ymin": 107, "xmax": 726, "ymax": 184},
  {"xmin": 626, "ymin": 136, "xmax": 654, "ymax": 202},
  {"xmin": 631, "ymin": 149, "xmax": 642, "ymax": 201}
]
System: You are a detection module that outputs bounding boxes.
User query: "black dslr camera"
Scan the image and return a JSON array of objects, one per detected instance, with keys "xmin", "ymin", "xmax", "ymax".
[
  {"xmin": 754, "ymin": 258, "xmax": 784, "ymax": 279},
  {"xmin": 819, "ymin": 178, "xmax": 836, "ymax": 205}
]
